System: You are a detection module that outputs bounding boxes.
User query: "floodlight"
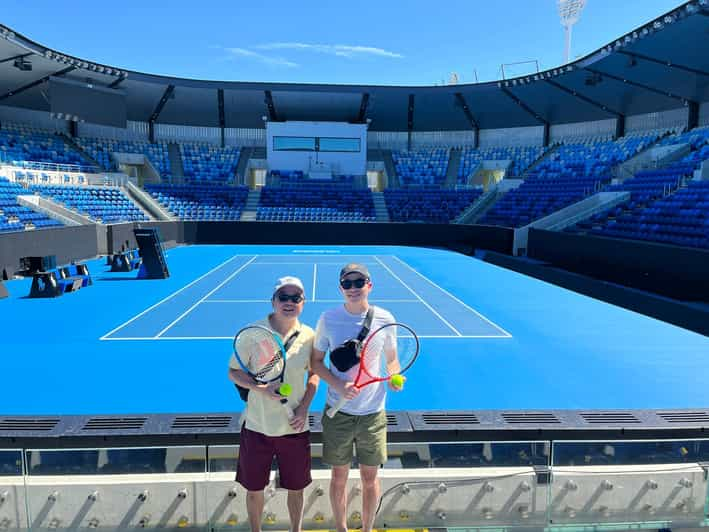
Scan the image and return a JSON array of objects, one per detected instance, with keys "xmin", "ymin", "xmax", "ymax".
[{"xmin": 558, "ymin": 0, "xmax": 587, "ymax": 63}]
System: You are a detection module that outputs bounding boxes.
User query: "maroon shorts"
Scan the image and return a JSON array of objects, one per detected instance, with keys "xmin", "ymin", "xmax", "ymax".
[{"xmin": 236, "ymin": 427, "xmax": 312, "ymax": 491}]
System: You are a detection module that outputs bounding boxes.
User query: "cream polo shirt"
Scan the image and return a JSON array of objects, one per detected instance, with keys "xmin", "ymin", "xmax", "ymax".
[{"xmin": 229, "ymin": 317, "xmax": 314, "ymax": 437}]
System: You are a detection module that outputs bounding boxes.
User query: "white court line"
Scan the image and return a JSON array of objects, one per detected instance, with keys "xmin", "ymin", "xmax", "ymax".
[
  {"xmin": 252, "ymin": 261, "xmax": 381, "ymax": 265},
  {"xmin": 153, "ymin": 256, "xmax": 258, "ymax": 338},
  {"xmin": 391, "ymin": 255, "xmax": 513, "ymax": 338},
  {"xmin": 203, "ymin": 299, "xmax": 420, "ymax": 303},
  {"xmin": 100, "ymin": 254, "xmax": 248, "ymax": 340},
  {"xmin": 101, "ymin": 335, "xmax": 494, "ymax": 341},
  {"xmin": 312, "ymin": 263, "xmax": 317, "ymax": 302},
  {"xmin": 374, "ymin": 256, "xmax": 462, "ymax": 337}
]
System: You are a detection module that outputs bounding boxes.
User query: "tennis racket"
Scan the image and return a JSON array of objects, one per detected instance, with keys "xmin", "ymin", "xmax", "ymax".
[
  {"xmin": 233, "ymin": 325, "xmax": 294, "ymax": 419},
  {"xmin": 326, "ymin": 323, "xmax": 419, "ymax": 418}
]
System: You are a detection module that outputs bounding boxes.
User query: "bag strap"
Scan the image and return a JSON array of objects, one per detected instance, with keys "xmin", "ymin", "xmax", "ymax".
[
  {"xmin": 356, "ymin": 307, "xmax": 376, "ymax": 343},
  {"xmin": 283, "ymin": 329, "xmax": 300, "ymax": 352}
]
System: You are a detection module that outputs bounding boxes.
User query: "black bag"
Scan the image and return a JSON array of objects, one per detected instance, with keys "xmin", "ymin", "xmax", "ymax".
[
  {"xmin": 235, "ymin": 329, "xmax": 300, "ymax": 402},
  {"xmin": 329, "ymin": 307, "xmax": 375, "ymax": 373}
]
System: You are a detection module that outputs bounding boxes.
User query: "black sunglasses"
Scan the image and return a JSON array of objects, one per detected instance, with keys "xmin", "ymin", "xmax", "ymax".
[
  {"xmin": 340, "ymin": 278, "xmax": 368, "ymax": 290},
  {"xmin": 277, "ymin": 293, "xmax": 304, "ymax": 303}
]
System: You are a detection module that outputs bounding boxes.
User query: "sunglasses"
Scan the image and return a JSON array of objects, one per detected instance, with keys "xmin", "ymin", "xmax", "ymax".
[
  {"xmin": 277, "ymin": 293, "xmax": 304, "ymax": 303},
  {"xmin": 340, "ymin": 278, "xmax": 368, "ymax": 290}
]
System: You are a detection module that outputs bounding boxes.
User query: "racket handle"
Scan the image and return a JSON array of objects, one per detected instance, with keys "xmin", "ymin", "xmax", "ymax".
[{"xmin": 326, "ymin": 396, "xmax": 348, "ymax": 418}]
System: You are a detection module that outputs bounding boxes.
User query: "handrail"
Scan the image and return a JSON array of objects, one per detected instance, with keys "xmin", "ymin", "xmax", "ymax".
[{"xmin": 0, "ymin": 158, "xmax": 99, "ymax": 174}]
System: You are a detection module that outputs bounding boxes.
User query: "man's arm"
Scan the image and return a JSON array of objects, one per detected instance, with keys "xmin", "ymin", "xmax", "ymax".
[
  {"xmin": 311, "ymin": 348, "xmax": 359, "ymax": 400},
  {"xmin": 227, "ymin": 367, "xmax": 281, "ymax": 400},
  {"xmin": 288, "ymin": 369, "xmax": 319, "ymax": 431},
  {"xmin": 299, "ymin": 370, "xmax": 319, "ymax": 410}
]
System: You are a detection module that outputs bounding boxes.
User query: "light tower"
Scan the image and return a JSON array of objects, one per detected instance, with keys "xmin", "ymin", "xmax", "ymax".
[{"xmin": 558, "ymin": 0, "xmax": 587, "ymax": 63}]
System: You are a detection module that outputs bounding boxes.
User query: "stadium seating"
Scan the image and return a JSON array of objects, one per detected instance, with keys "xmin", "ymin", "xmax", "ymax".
[
  {"xmin": 384, "ymin": 187, "xmax": 483, "ymax": 223},
  {"xmin": 458, "ymin": 145, "xmax": 545, "ymax": 183},
  {"xmin": 658, "ymin": 125, "xmax": 709, "ymax": 149},
  {"xmin": 257, "ymin": 182, "xmax": 375, "ymax": 222},
  {"xmin": 145, "ymin": 183, "xmax": 249, "ymax": 220},
  {"xmin": 392, "ymin": 148, "xmax": 449, "ymax": 185},
  {"xmin": 580, "ymin": 180, "xmax": 709, "ymax": 249},
  {"xmin": 76, "ymin": 138, "xmax": 171, "ymax": 177},
  {"xmin": 0, "ymin": 124, "xmax": 94, "ymax": 170},
  {"xmin": 568, "ymin": 127, "xmax": 709, "ymax": 249},
  {"xmin": 180, "ymin": 143, "xmax": 240, "ymax": 183},
  {"xmin": 32, "ymin": 184, "xmax": 148, "ymax": 224},
  {"xmin": 479, "ymin": 132, "xmax": 661, "ymax": 228},
  {"xmin": 0, "ymin": 177, "xmax": 63, "ymax": 233}
]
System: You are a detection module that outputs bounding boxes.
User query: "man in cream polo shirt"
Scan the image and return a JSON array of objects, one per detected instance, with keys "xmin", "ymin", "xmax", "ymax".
[{"xmin": 228, "ymin": 276, "xmax": 318, "ymax": 532}]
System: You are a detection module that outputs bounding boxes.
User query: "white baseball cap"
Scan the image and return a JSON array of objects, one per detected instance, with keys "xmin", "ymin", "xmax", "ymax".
[{"xmin": 273, "ymin": 276, "xmax": 305, "ymax": 296}]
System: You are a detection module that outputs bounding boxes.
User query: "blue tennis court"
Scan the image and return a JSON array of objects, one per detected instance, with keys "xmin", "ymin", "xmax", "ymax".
[{"xmin": 2, "ymin": 244, "xmax": 708, "ymax": 414}]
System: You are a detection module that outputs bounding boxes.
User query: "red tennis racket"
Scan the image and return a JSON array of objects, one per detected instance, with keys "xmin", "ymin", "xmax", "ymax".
[{"xmin": 326, "ymin": 323, "xmax": 419, "ymax": 418}]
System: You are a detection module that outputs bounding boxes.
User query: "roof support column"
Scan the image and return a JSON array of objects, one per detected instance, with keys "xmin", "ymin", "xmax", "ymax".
[
  {"xmin": 499, "ymin": 86, "xmax": 549, "ymax": 146},
  {"xmin": 148, "ymin": 84, "xmax": 175, "ymax": 144},
  {"xmin": 615, "ymin": 115, "xmax": 626, "ymax": 140},
  {"xmin": 543, "ymin": 123, "xmax": 550, "ymax": 147},
  {"xmin": 454, "ymin": 92, "xmax": 480, "ymax": 149},
  {"xmin": 218, "ymin": 89, "xmax": 226, "ymax": 148},
  {"xmin": 688, "ymin": 101, "xmax": 699, "ymax": 131},
  {"xmin": 407, "ymin": 94, "xmax": 415, "ymax": 151}
]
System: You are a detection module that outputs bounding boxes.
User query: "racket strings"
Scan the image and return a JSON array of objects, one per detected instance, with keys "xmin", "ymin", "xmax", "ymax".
[
  {"xmin": 361, "ymin": 324, "xmax": 419, "ymax": 380},
  {"xmin": 253, "ymin": 352, "xmax": 284, "ymax": 380},
  {"xmin": 234, "ymin": 327, "xmax": 285, "ymax": 382}
]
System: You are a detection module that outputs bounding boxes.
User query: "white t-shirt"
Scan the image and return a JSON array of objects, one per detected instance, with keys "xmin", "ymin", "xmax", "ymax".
[{"xmin": 314, "ymin": 304, "xmax": 395, "ymax": 415}]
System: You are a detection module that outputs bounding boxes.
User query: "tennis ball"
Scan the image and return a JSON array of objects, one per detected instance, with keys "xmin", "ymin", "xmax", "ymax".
[
  {"xmin": 279, "ymin": 383, "xmax": 293, "ymax": 397},
  {"xmin": 390, "ymin": 374, "xmax": 405, "ymax": 389}
]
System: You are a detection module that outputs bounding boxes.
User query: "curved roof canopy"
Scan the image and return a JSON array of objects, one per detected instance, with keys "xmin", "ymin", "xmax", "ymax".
[{"xmin": 0, "ymin": 1, "xmax": 708, "ymax": 132}]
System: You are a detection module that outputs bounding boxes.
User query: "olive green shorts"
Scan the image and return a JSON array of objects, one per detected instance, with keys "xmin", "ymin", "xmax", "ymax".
[{"xmin": 321, "ymin": 409, "xmax": 388, "ymax": 467}]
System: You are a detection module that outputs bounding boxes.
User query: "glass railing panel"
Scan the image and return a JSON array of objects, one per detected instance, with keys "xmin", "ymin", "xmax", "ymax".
[
  {"xmin": 0, "ymin": 450, "xmax": 23, "ymax": 477},
  {"xmin": 207, "ymin": 441, "xmax": 550, "ymax": 473},
  {"xmin": 26, "ymin": 446, "xmax": 207, "ymax": 475},
  {"xmin": 553, "ymin": 439, "xmax": 709, "ymax": 466}
]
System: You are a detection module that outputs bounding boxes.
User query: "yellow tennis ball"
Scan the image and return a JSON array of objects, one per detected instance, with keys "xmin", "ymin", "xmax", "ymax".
[
  {"xmin": 279, "ymin": 383, "xmax": 292, "ymax": 397},
  {"xmin": 390, "ymin": 374, "xmax": 405, "ymax": 388}
]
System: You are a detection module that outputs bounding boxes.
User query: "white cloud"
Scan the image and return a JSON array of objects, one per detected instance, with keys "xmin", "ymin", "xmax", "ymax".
[
  {"xmin": 254, "ymin": 42, "xmax": 404, "ymax": 59},
  {"xmin": 225, "ymin": 47, "xmax": 299, "ymax": 68}
]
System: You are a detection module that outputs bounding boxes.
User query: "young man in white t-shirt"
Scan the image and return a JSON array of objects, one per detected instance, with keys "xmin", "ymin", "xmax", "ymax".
[
  {"xmin": 228, "ymin": 276, "xmax": 318, "ymax": 532},
  {"xmin": 311, "ymin": 263, "xmax": 402, "ymax": 532}
]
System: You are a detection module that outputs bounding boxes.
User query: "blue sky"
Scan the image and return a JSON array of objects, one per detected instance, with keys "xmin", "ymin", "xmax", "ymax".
[{"xmin": 2, "ymin": 0, "xmax": 684, "ymax": 85}]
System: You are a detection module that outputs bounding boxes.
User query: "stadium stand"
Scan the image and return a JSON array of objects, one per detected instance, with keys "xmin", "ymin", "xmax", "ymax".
[
  {"xmin": 657, "ymin": 125, "xmax": 709, "ymax": 149},
  {"xmin": 458, "ymin": 145, "xmax": 545, "ymax": 183},
  {"xmin": 0, "ymin": 124, "xmax": 95, "ymax": 170},
  {"xmin": 75, "ymin": 137, "xmax": 171, "ymax": 177},
  {"xmin": 257, "ymin": 182, "xmax": 376, "ymax": 222},
  {"xmin": 568, "ymin": 127, "xmax": 709, "ymax": 250},
  {"xmin": 392, "ymin": 148, "xmax": 449, "ymax": 186},
  {"xmin": 478, "ymin": 131, "xmax": 663, "ymax": 228},
  {"xmin": 384, "ymin": 187, "xmax": 483, "ymax": 223},
  {"xmin": 576, "ymin": 180, "xmax": 709, "ymax": 249},
  {"xmin": 180, "ymin": 143, "xmax": 241, "ymax": 183},
  {"xmin": 0, "ymin": 177, "xmax": 63, "ymax": 233},
  {"xmin": 145, "ymin": 183, "xmax": 249, "ymax": 220},
  {"xmin": 32, "ymin": 184, "xmax": 148, "ymax": 224}
]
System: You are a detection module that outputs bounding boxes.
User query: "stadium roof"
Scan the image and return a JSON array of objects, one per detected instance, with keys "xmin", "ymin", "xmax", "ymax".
[{"xmin": 0, "ymin": 1, "xmax": 708, "ymax": 132}]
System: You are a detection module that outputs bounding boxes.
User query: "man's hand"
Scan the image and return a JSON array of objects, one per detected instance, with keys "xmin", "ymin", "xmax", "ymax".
[
  {"xmin": 336, "ymin": 379, "xmax": 360, "ymax": 400},
  {"xmin": 388, "ymin": 375, "xmax": 406, "ymax": 391},
  {"xmin": 256, "ymin": 382, "xmax": 285, "ymax": 401},
  {"xmin": 289, "ymin": 404, "xmax": 308, "ymax": 432}
]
